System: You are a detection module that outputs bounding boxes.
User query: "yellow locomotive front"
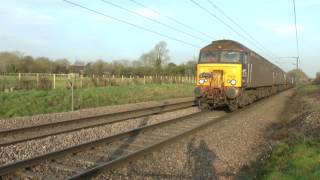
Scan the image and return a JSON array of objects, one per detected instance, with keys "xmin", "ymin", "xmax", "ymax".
[{"xmin": 194, "ymin": 40, "xmax": 247, "ymax": 111}]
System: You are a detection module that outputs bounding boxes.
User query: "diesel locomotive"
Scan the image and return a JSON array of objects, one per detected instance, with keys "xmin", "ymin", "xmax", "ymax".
[{"xmin": 194, "ymin": 40, "xmax": 294, "ymax": 111}]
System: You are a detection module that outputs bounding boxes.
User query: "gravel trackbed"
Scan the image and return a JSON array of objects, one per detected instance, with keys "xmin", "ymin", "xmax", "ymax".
[
  {"xmin": 95, "ymin": 89, "xmax": 294, "ymax": 180},
  {"xmin": 0, "ymin": 97, "xmax": 198, "ymax": 166}
]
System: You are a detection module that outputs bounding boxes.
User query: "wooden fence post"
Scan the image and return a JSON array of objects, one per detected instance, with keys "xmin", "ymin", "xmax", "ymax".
[
  {"xmin": 36, "ymin": 73, "xmax": 39, "ymax": 88},
  {"xmin": 53, "ymin": 74, "xmax": 56, "ymax": 89},
  {"xmin": 97, "ymin": 75, "xmax": 99, "ymax": 86},
  {"xmin": 71, "ymin": 80, "xmax": 74, "ymax": 112},
  {"xmin": 80, "ymin": 75, "xmax": 83, "ymax": 88}
]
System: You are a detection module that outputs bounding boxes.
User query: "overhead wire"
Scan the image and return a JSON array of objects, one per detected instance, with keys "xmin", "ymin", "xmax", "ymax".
[
  {"xmin": 190, "ymin": 0, "xmax": 280, "ymax": 64},
  {"xmin": 62, "ymin": 0, "xmax": 201, "ymax": 48},
  {"xmin": 99, "ymin": 0, "xmax": 210, "ymax": 43},
  {"xmin": 206, "ymin": 0, "xmax": 279, "ymax": 60},
  {"xmin": 189, "ymin": 0, "xmax": 264, "ymax": 51},
  {"xmin": 129, "ymin": 0, "xmax": 215, "ymax": 40},
  {"xmin": 64, "ymin": 0, "xmax": 297, "ymax": 70}
]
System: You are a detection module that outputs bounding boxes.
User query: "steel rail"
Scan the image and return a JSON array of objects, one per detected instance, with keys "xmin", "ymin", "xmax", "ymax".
[
  {"xmin": 68, "ymin": 111, "xmax": 229, "ymax": 179},
  {"xmin": 0, "ymin": 90, "xmax": 290, "ymax": 179},
  {"xmin": 0, "ymin": 98, "xmax": 194, "ymax": 146},
  {"xmin": 0, "ymin": 111, "xmax": 211, "ymax": 178},
  {"xmin": 67, "ymin": 90, "xmax": 291, "ymax": 179}
]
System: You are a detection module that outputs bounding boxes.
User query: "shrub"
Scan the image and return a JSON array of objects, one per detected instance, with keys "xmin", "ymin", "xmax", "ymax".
[{"xmin": 37, "ymin": 77, "xmax": 52, "ymax": 90}]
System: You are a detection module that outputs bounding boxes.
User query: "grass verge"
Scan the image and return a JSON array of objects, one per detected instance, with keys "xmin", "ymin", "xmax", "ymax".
[
  {"xmin": 0, "ymin": 84, "xmax": 194, "ymax": 118},
  {"xmin": 260, "ymin": 139, "xmax": 320, "ymax": 180},
  {"xmin": 238, "ymin": 84, "xmax": 320, "ymax": 180}
]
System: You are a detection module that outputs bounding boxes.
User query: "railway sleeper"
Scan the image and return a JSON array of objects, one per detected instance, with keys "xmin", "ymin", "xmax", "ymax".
[
  {"xmin": 166, "ymin": 125, "xmax": 190, "ymax": 131},
  {"xmin": 105, "ymin": 148, "xmax": 143, "ymax": 161},
  {"xmin": 132, "ymin": 135, "xmax": 165, "ymax": 143},
  {"xmin": 159, "ymin": 127, "xmax": 187, "ymax": 135},
  {"xmin": 15, "ymin": 170, "xmax": 57, "ymax": 179},
  {"xmin": 143, "ymin": 132, "xmax": 173, "ymax": 139},
  {"xmin": 50, "ymin": 162, "xmax": 83, "ymax": 174},
  {"xmin": 131, "ymin": 137, "xmax": 164, "ymax": 145},
  {"xmin": 141, "ymin": 133, "xmax": 171, "ymax": 140},
  {"xmin": 69, "ymin": 156, "xmax": 96, "ymax": 166}
]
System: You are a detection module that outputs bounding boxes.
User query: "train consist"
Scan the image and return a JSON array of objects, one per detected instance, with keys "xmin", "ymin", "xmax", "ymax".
[{"xmin": 194, "ymin": 40, "xmax": 294, "ymax": 111}]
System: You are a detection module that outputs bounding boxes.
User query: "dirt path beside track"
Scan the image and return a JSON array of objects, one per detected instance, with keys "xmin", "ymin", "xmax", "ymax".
[{"xmin": 98, "ymin": 89, "xmax": 295, "ymax": 180}]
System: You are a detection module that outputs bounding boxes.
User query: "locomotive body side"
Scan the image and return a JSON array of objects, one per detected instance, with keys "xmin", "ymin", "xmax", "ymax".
[{"xmin": 247, "ymin": 51, "xmax": 287, "ymax": 89}]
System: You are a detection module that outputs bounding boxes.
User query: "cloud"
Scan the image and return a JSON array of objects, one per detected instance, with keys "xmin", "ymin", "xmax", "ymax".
[
  {"xmin": 275, "ymin": 24, "xmax": 304, "ymax": 35},
  {"xmin": 274, "ymin": 0, "xmax": 320, "ymax": 8},
  {"xmin": 255, "ymin": 19, "xmax": 305, "ymax": 37},
  {"xmin": 0, "ymin": 6, "xmax": 55, "ymax": 26},
  {"xmin": 135, "ymin": 8, "xmax": 160, "ymax": 20},
  {"xmin": 296, "ymin": 0, "xmax": 320, "ymax": 7},
  {"xmin": 0, "ymin": 29, "xmax": 49, "ymax": 51},
  {"xmin": 94, "ymin": 16, "xmax": 113, "ymax": 23}
]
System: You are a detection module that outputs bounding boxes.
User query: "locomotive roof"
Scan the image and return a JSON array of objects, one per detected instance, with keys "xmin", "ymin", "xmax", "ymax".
[
  {"xmin": 201, "ymin": 39, "xmax": 251, "ymax": 52},
  {"xmin": 201, "ymin": 39, "xmax": 286, "ymax": 74}
]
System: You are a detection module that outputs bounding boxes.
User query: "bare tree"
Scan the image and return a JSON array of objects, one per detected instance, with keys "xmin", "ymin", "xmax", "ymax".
[
  {"xmin": 315, "ymin": 72, "xmax": 320, "ymax": 84},
  {"xmin": 154, "ymin": 41, "xmax": 170, "ymax": 69},
  {"xmin": 139, "ymin": 41, "xmax": 170, "ymax": 74}
]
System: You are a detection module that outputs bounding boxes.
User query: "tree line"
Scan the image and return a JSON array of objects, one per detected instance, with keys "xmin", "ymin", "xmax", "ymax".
[
  {"xmin": 2, "ymin": 40, "xmax": 315, "ymax": 83},
  {"xmin": 314, "ymin": 72, "xmax": 320, "ymax": 84},
  {"xmin": 0, "ymin": 41, "xmax": 197, "ymax": 76}
]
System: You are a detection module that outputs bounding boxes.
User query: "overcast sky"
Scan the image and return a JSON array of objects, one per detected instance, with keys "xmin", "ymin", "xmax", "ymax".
[{"xmin": 0, "ymin": 0, "xmax": 319, "ymax": 77}]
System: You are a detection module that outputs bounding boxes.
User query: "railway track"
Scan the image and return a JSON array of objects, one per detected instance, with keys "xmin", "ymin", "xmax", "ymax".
[
  {"xmin": 0, "ymin": 109, "xmax": 228, "ymax": 179},
  {"xmin": 0, "ymin": 98, "xmax": 193, "ymax": 146}
]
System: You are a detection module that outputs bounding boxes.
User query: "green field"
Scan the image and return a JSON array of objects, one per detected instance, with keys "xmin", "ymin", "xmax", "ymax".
[
  {"xmin": 0, "ymin": 74, "xmax": 195, "ymax": 91},
  {"xmin": 0, "ymin": 74, "xmax": 131, "ymax": 90},
  {"xmin": 0, "ymin": 84, "xmax": 194, "ymax": 118}
]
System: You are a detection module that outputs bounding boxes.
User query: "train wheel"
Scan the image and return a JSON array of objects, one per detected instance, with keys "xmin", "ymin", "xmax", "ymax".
[
  {"xmin": 197, "ymin": 97, "xmax": 208, "ymax": 110},
  {"xmin": 208, "ymin": 104, "xmax": 215, "ymax": 111},
  {"xmin": 228, "ymin": 99, "xmax": 238, "ymax": 112},
  {"xmin": 238, "ymin": 93, "xmax": 248, "ymax": 108},
  {"xmin": 248, "ymin": 94, "xmax": 255, "ymax": 104}
]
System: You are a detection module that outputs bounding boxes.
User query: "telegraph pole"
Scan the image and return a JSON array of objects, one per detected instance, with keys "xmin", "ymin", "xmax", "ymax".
[{"xmin": 292, "ymin": 0, "xmax": 300, "ymax": 71}]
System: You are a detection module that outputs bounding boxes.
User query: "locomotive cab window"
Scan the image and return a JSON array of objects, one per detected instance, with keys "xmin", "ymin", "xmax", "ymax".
[
  {"xmin": 199, "ymin": 51, "xmax": 219, "ymax": 63},
  {"xmin": 220, "ymin": 51, "xmax": 241, "ymax": 63},
  {"xmin": 199, "ymin": 51, "xmax": 243, "ymax": 63}
]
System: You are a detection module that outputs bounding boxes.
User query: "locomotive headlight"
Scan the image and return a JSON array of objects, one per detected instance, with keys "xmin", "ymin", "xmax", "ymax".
[
  {"xmin": 230, "ymin": 79, "xmax": 237, "ymax": 85},
  {"xmin": 199, "ymin": 79, "xmax": 205, "ymax": 84}
]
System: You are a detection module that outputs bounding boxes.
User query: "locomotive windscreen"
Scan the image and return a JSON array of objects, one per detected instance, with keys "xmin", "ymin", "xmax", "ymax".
[{"xmin": 199, "ymin": 51, "xmax": 242, "ymax": 63}]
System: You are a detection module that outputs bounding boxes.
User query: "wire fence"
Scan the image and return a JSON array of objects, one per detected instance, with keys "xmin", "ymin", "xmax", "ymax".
[{"xmin": 0, "ymin": 73, "xmax": 196, "ymax": 92}]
